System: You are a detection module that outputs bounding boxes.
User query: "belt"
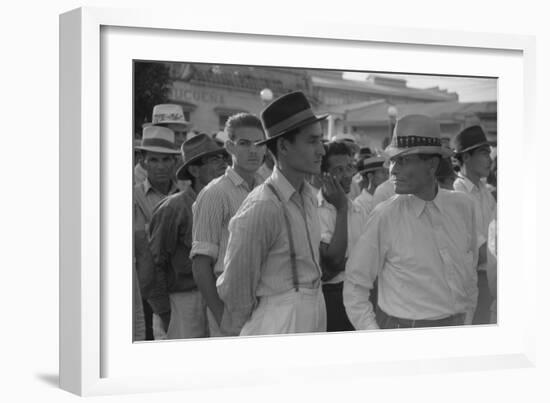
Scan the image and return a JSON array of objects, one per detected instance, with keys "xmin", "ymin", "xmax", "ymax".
[{"xmin": 378, "ymin": 309, "xmax": 466, "ymax": 328}]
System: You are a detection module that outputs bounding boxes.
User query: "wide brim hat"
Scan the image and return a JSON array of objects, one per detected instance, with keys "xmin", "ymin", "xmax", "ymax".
[
  {"xmin": 152, "ymin": 104, "xmax": 192, "ymax": 129},
  {"xmin": 452, "ymin": 125, "xmax": 491, "ymax": 154},
  {"xmin": 135, "ymin": 125, "xmax": 180, "ymax": 154},
  {"xmin": 357, "ymin": 156, "xmax": 387, "ymax": 174},
  {"xmin": 176, "ymin": 133, "xmax": 228, "ymax": 180},
  {"xmin": 256, "ymin": 91, "xmax": 328, "ymax": 146},
  {"xmin": 384, "ymin": 114, "xmax": 453, "ymax": 159}
]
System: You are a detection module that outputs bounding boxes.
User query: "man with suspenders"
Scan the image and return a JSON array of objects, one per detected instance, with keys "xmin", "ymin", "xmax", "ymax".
[{"xmin": 217, "ymin": 91, "xmax": 327, "ymax": 336}]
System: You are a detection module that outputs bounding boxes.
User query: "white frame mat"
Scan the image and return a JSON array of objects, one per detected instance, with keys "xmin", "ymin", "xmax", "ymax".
[{"xmin": 60, "ymin": 6, "xmax": 537, "ymax": 396}]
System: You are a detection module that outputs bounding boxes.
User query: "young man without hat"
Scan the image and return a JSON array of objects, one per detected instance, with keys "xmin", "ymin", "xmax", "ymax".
[
  {"xmin": 217, "ymin": 91, "xmax": 327, "ymax": 336},
  {"xmin": 146, "ymin": 134, "xmax": 228, "ymax": 339},
  {"xmin": 133, "ymin": 125, "xmax": 182, "ymax": 340},
  {"xmin": 191, "ymin": 113, "xmax": 266, "ymax": 337},
  {"xmin": 318, "ymin": 141, "xmax": 370, "ymax": 332},
  {"xmin": 344, "ymin": 114, "xmax": 479, "ymax": 330},
  {"xmin": 452, "ymin": 125, "xmax": 497, "ymax": 324}
]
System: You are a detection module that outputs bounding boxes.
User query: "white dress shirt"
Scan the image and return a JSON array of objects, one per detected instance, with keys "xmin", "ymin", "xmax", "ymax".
[{"xmin": 344, "ymin": 188, "xmax": 479, "ymax": 330}]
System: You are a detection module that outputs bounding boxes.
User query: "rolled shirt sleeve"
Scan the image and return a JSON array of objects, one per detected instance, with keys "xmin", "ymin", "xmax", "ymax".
[
  {"xmin": 190, "ymin": 188, "xmax": 225, "ymax": 260},
  {"xmin": 217, "ymin": 199, "xmax": 280, "ymax": 335}
]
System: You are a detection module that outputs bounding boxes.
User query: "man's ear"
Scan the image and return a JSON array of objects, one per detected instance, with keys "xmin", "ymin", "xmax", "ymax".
[{"xmin": 225, "ymin": 139, "xmax": 235, "ymax": 155}]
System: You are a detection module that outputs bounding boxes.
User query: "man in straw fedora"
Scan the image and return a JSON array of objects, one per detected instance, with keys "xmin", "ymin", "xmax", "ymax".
[
  {"xmin": 134, "ymin": 125, "xmax": 181, "ymax": 340},
  {"xmin": 147, "ymin": 134, "xmax": 228, "ymax": 339},
  {"xmin": 344, "ymin": 114, "xmax": 479, "ymax": 329},
  {"xmin": 191, "ymin": 113, "xmax": 267, "ymax": 337},
  {"xmin": 217, "ymin": 91, "xmax": 327, "ymax": 336},
  {"xmin": 354, "ymin": 155, "xmax": 389, "ymax": 216},
  {"xmin": 452, "ymin": 125, "xmax": 497, "ymax": 324},
  {"xmin": 152, "ymin": 104, "xmax": 193, "ymax": 148}
]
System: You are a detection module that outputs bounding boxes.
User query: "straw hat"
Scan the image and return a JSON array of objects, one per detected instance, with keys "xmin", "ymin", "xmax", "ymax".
[
  {"xmin": 384, "ymin": 114, "xmax": 453, "ymax": 158},
  {"xmin": 134, "ymin": 125, "xmax": 180, "ymax": 154}
]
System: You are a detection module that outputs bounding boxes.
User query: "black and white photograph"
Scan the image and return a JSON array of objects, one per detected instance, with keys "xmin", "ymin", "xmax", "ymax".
[{"xmin": 132, "ymin": 61, "xmax": 498, "ymax": 342}]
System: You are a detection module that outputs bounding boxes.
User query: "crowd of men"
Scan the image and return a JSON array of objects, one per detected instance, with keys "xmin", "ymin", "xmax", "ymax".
[{"xmin": 132, "ymin": 91, "xmax": 498, "ymax": 341}]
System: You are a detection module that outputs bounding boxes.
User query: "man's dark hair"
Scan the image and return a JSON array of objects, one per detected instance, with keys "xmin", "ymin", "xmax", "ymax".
[
  {"xmin": 454, "ymin": 149, "xmax": 475, "ymax": 167},
  {"xmin": 224, "ymin": 113, "xmax": 264, "ymax": 141},
  {"xmin": 321, "ymin": 141, "xmax": 353, "ymax": 173},
  {"xmin": 265, "ymin": 127, "xmax": 300, "ymax": 160}
]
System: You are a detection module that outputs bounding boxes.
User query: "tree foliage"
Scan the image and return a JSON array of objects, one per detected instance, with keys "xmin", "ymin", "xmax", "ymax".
[{"xmin": 133, "ymin": 62, "xmax": 173, "ymax": 137}]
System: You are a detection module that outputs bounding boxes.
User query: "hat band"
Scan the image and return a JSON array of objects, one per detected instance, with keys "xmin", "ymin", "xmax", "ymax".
[
  {"xmin": 391, "ymin": 135, "xmax": 441, "ymax": 148},
  {"xmin": 140, "ymin": 137, "xmax": 178, "ymax": 150},
  {"xmin": 153, "ymin": 113, "xmax": 187, "ymax": 124},
  {"xmin": 266, "ymin": 108, "xmax": 315, "ymax": 137}
]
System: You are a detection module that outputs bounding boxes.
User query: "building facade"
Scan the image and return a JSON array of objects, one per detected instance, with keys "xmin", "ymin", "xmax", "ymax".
[{"xmin": 160, "ymin": 62, "xmax": 496, "ymax": 150}]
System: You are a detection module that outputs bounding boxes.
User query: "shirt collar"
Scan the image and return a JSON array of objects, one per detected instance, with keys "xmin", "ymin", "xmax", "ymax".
[
  {"xmin": 409, "ymin": 186, "xmax": 445, "ymax": 218},
  {"xmin": 143, "ymin": 178, "xmax": 179, "ymax": 196},
  {"xmin": 271, "ymin": 166, "xmax": 312, "ymax": 203},
  {"xmin": 226, "ymin": 166, "xmax": 263, "ymax": 190},
  {"xmin": 455, "ymin": 173, "xmax": 476, "ymax": 192}
]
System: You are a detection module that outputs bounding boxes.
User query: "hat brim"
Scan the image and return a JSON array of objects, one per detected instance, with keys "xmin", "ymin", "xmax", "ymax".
[
  {"xmin": 255, "ymin": 114, "xmax": 329, "ymax": 146},
  {"xmin": 385, "ymin": 145, "xmax": 454, "ymax": 159},
  {"xmin": 455, "ymin": 141, "xmax": 491, "ymax": 154},
  {"xmin": 176, "ymin": 148, "xmax": 228, "ymax": 180},
  {"xmin": 155, "ymin": 121, "xmax": 192, "ymax": 129},
  {"xmin": 135, "ymin": 145, "xmax": 181, "ymax": 155}
]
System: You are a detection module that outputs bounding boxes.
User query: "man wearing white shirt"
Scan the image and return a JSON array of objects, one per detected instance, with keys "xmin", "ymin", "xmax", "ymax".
[
  {"xmin": 354, "ymin": 156, "xmax": 388, "ymax": 216},
  {"xmin": 344, "ymin": 115, "xmax": 479, "ymax": 330},
  {"xmin": 452, "ymin": 125, "xmax": 497, "ymax": 324},
  {"xmin": 318, "ymin": 141, "xmax": 369, "ymax": 331}
]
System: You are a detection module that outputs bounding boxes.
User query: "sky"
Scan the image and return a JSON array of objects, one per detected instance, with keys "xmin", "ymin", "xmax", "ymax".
[{"xmin": 343, "ymin": 72, "xmax": 497, "ymax": 103}]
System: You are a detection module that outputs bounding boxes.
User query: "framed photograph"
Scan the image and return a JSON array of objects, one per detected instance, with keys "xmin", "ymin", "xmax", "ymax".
[{"xmin": 60, "ymin": 6, "xmax": 536, "ymax": 396}]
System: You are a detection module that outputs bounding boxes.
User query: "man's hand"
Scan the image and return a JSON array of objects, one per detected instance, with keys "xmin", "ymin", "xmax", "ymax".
[
  {"xmin": 160, "ymin": 311, "xmax": 171, "ymax": 333},
  {"xmin": 321, "ymin": 173, "xmax": 348, "ymax": 211}
]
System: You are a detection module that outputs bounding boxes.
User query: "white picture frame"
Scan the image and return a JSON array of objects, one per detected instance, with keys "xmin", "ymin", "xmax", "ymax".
[{"xmin": 60, "ymin": 6, "xmax": 537, "ymax": 396}]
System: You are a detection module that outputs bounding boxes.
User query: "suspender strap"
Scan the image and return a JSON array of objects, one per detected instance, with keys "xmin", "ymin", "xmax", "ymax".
[{"xmin": 266, "ymin": 183, "xmax": 300, "ymax": 292}]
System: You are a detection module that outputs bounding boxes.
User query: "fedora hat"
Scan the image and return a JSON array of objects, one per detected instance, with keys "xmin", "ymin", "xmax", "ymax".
[
  {"xmin": 357, "ymin": 156, "xmax": 386, "ymax": 174},
  {"xmin": 452, "ymin": 125, "xmax": 490, "ymax": 154},
  {"xmin": 152, "ymin": 104, "xmax": 191, "ymax": 129},
  {"xmin": 135, "ymin": 125, "xmax": 180, "ymax": 154},
  {"xmin": 384, "ymin": 114, "xmax": 453, "ymax": 159},
  {"xmin": 176, "ymin": 133, "xmax": 228, "ymax": 180},
  {"xmin": 256, "ymin": 91, "xmax": 328, "ymax": 146}
]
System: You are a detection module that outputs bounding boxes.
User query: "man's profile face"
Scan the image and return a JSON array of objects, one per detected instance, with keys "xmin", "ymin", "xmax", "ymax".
[
  {"xmin": 143, "ymin": 151, "xmax": 176, "ymax": 185},
  {"xmin": 389, "ymin": 154, "xmax": 434, "ymax": 195},
  {"xmin": 283, "ymin": 122, "xmax": 326, "ymax": 175},
  {"xmin": 465, "ymin": 145, "xmax": 492, "ymax": 179}
]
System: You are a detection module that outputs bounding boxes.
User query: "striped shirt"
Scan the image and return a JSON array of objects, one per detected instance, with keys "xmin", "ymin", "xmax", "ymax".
[
  {"xmin": 344, "ymin": 188, "xmax": 479, "ymax": 330},
  {"xmin": 217, "ymin": 167, "xmax": 323, "ymax": 335},
  {"xmin": 191, "ymin": 167, "xmax": 263, "ymax": 278},
  {"xmin": 318, "ymin": 192, "xmax": 370, "ymax": 284},
  {"xmin": 453, "ymin": 174, "xmax": 496, "ymax": 248}
]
